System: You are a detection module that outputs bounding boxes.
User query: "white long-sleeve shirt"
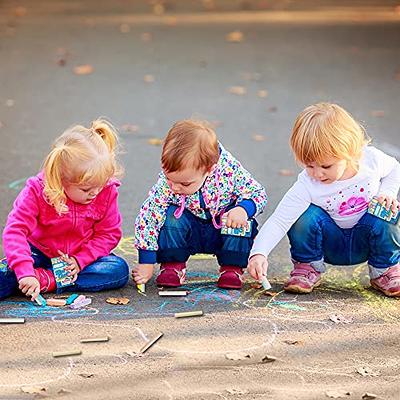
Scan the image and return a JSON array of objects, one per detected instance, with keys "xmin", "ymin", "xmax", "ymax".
[{"xmin": 250, "ymin": 145, "xmax": 400, "ymax": 258}]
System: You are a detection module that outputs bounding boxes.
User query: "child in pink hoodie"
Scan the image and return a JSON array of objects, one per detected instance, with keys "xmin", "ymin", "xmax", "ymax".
[{"xmin": 1, "ymin": 119, "xmax": 129, "ymax": 301}]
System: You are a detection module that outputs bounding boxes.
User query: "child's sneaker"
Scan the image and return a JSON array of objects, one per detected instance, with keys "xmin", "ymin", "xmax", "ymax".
[
  {"xmin": 34, "ymin": 268, "xmax": 57, "ymax": 293},
  {"xmin": 217, "ymin": 266, "xmax": 243, "ymax": 289},
  {"xmin": 370, "ymin": 264, "xmax": 400, "ymax": 297},
  {"xmin": 156, "ymin": 262, "xmax": 186, "ymax": 287},
  {"xmin": 284, "ymin": 262, "xmax": 322, "ymax": 293}
]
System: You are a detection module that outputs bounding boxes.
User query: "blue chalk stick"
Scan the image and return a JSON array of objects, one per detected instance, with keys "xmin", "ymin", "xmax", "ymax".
[
  {"xmin": 66, "ymin": 293, "xmax": 79, "ymax": 305},
  {"xmin": 35, "ymin": 294, "xmax": 47, "ymax": 307}
]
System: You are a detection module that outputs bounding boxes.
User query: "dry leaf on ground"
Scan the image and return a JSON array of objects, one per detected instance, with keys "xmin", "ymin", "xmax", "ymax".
[
  {"xmin": 283, "ymin": 339, "xmax": 302, "ymax": 345},
  {"xmin": 262, "ymin": 291, "xmax": 278, "ymax": 297},
  {"xmin": 268, "ymin": 106, "xmax": 278, "ymax": 112},
  {"xmin": 56, "ymin": 48, "xmax": 68, "ymax": 66},
  {"xmin": 148, "ymin": 138, "xmax": 163, "ymax": 146},
  {"xmin": 258, "ymin": 90, "xmax": 268, "ymax": 98},
  {"xmin": 252, "ymin": 134, "xmax": 266, "ymax": 142},
  {"xmin": 20, "ymin": 386, "xmax": 46, "ymax": 394},
  {"xmin": 356, "ymin": 366, "xmax": 380, "ymax": 377},
  {"xmin": 279, "ymin": 169, "xmax": 295, "ymax": 176},
  {"xmin": 121, "ymin": 124, "xmax": 139, "ymax": 133},
  {"xmin": 225, "ymin": 352, "xmax": 251, "ymax": 361},
  {"xmin": 79, "ymin": 373, "xmax": 94, "ymax": 378},
  {"xmin": 362, "ymin": 393, "xmax": 377, "ymax": 400},
  {"xmin": 14, "ymin": 6, "xmax": 27, "ymax": 17},
  {"xmin": 73, "ymin": 64, "xmax": 94, "ymax": 75},
  {"xmin": 261, "ymin": 355, "xmax": 276, "ymax": 363},
  {"xmin": 119, "ymin": 24, "xmax": 131, "ymax": 33},
  {"xmin": 226, "ymin": 31, "xmax": 244, "ymax": 43},
  {"xmin": 229, "ymin": 86, "xmax": 246, "ymax": 95},
  {"xmin": 106, "ymin": 297, "xmax": 130, "ymax": 305},
  {"xmin": 250, "ymin": 282, "xmax": 262, "ymax": 289},
  {"xmin": 329, "ymin": 314, "xmax": 353, "ymax": 324},
  {"xmin": 325, "ymin": 390, "xmax": 351, "ymax": 398},
  {"xmin": 144, "ymin": 74, "xmax": 155, "ymax": 83},
  {"xmin": 141, "ymin": 32, "xmax": 152, "ymax": 42},
  {"xmin": 371, "ymin": 110, "xmax": 385, "ymax": 117}
]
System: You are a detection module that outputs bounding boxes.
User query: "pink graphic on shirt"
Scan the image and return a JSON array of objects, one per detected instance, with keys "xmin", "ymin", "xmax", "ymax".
[{"xmin": 338, "ymin": 196, "xmax": 368, "ymax": 216}]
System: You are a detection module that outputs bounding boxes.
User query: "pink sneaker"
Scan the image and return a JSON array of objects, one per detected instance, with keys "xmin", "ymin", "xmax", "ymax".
[
  {"xmin": 156, "ymin": 262, "xmax": 186, "ymax": 287},
  {"xmin": 217, "ymin": 266, "xmax": 243, "ymax": 289},
  {"xmin": 370, "ymin": 265, "xmax": 400, "ymax": 297},
  {"xmin": 284, "ymin": 262, "xmax": 322, "ymax": 293}
]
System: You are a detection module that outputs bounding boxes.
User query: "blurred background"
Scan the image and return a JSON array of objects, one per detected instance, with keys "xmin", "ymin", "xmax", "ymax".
[{"xmin": 1, "ymin": 0, "xmax": 399, "ymax": 266}]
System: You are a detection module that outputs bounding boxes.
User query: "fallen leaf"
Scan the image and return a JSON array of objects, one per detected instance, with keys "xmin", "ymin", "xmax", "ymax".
[
  {"xmin": 20, "ymin": 386, "xmax": 46, "ymax": 394},
  {"xmin": 329, "ymin": 314, "xmax": 353, "ymax": 324},
  {"xmin": 226, "ymin": 31, "xmax": 244, "ymax": 43},
  {"xmin": 14, "ymin": 6, "xmax": 27, "ymax": 17},
  {"xmin": 225, "ymin": 352, "xmax": 251, "ymax": 361},
  {"xmin": 356, "ymin": 366, "xmax": 380, "ymax": 377},
  {"xmin": 148, "ymin": 138, "xmax": 163, "ymax": 146},
  {"xmin": 262, "ymin": 291, "xmax": 278, "ymax": 297},
  {"xmin": 121, "ymin": 124, "xmax": 140, "ymax": 133},
  {"xmin": 250, "ymin": 282, "xmax": 262, "ymax": 289},
  {"xmin": 279, "ymin": 169, "xmax": 295, "ymax": 176},
  {"xmin": 258, "ymin": 90, "xmax": 268, "ymax": 98},
  {"xmin": 252, "ymin": 134, "xmax": 266, "ymax": 142},
  {"xmin": 229, "ymin": 86, "xmax": 246, "ymax": 95},
  {"xmin": 283, "ymin": 339, "xmax": 302, "ymax": 345},
  {"xmin": 79, "ymin": 373, "xmax": 94, "ymax": 378},
  {"xmin": 141, "ymin": 32, "xmax": 153, "ymax": 42},
  {"xmin": 362, "ymin": 393, "xmax": 377, "ymax": 400},
  {"xmin": 325, "ymin": 390, "xmax": 351, "ymax": 398},
  {"xmin": 268, "ymin": 106, "xmax": 278, "ymax": 112},
  {"xmin": 6, "ymin": 99, "xmax": 14, "ymax": 107},
  {"xmin": 153, "ymin": 3, "xmax": 165, "ymax": 15},
  {"xmin": 56, "ymin": 48, "xmax": 68, "ymax": 66},
  {"xmin": 261, "ymin": 355, "xmax": 276, "ymax": 363},
  {"xmin": 144, "ymin": 74, "xmax": 155, "ymax": 83},
  {"xmin": 73, "ymin": 64, "xmax": 94, "ymax": 75},
  {"xmin": 106, "ymin": 297, "xmax": 130, "ymax": 305},
  {"xmin": 164, "ymin": 16, "xmax": 178, "ymax": 26},
  {"xmin": 119, "ymin": 24, "xmax": 131, "ymax": 33},
  {"xmin": 371, "ymin": 110, "xmax": 385, "ymax": 117}
]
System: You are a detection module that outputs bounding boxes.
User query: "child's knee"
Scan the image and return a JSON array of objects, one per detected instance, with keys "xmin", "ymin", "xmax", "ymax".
[{"xmin": 163, "ymin": 205, "xmax": 190, "ymax": 229}]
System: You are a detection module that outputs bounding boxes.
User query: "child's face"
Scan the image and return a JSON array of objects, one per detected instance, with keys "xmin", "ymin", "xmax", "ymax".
[
  {"xmin": 164, "ymin": 166, "xmax": 212, "ymax": 195},
  {"xmin": 305, "ymin": 157, "xmax": 355, "ymax": 184},
  {"xmin": 63, "ymin": 182, "xmax": 103, "ymax": 204}
]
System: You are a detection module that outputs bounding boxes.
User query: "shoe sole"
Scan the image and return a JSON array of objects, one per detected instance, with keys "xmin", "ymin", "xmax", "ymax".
[
  {"xmin": 284, "ymin": 279, "xmax": 322, "ymax": 294},
  {"xmin": 370, "ymin": 281, "xmax": 400, "ymax": 297},
  {"xmin": 217, "ymin": 283, "xmax": 242, "ymax": 290}
]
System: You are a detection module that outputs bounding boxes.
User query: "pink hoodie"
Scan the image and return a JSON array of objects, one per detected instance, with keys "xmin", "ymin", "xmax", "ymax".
[{"xmin": 2, "ymin": 173, "xmax": 123, "ymax": 280}]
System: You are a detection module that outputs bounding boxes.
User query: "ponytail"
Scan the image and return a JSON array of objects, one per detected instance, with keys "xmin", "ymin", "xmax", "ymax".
[{"xmin": 91, "ymin": 118, "xmax": 118, "ymax": 155}]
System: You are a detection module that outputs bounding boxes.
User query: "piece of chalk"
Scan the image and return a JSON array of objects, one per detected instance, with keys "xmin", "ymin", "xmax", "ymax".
[
  {"xmin": 52, "ymin": 350, "xmax": 82, "ymax": 358},
  {"xmin": 34, "ymin": 294, "xmax": 47, "ymax": 307},
  {"xmin": 69, "ymin": 298, "xmax": 92, "ymax": 309},
  {"xmin": 174, "ymin": 310, "xmax": 203, "ymax": 318},
  {"xmin": 261, "ymin": 277, "xmax": 272, "ymax": 291},
  {"xmin": 137, "ymin": 284, "xmax": 145, "ymax": 293},
  {"xmin": 72, "ymin": 295, "xmax": 86, "ymax": 304},
  {"xmin": 159, "ymin": 290, "xmax": 188, "ymax": 297},
  {"xmin": 140, "ymin": 332, "xmax": 163, "ymax": 354},
  {"xmin": 80, "ymin": 336, "xmax": 110, "ymax": 343},
  {"xmin": 0, "ymin": 318, "xmax": 25, "ymax": 324},
  {"xmin": 46, "ymin": 298, "xmax": 67, "ymax": 307},
  {"xmin": 66, "ymin": 293, "xmax": 79, "ymax": 305}
]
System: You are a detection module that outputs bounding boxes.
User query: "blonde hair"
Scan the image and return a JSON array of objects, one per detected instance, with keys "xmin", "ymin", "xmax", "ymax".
[
  {"xmin": 42, "ymin": 118, "xmax": 123, "ymax": 214},
  {"xmin": 290, "ymin": 103, "xmax": 370, "ymax": 167},
  {"xmin": 161, "ymin": 119, "xmax": 219, "ymax": 173}
]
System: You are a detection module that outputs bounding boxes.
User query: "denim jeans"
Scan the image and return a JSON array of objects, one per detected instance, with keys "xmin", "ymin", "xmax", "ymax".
[
  {"xmin": 287, "ymin": 205, "xmax": 400, "ymax": 278},
  {"xmin": 0, "ymin": 245, "xmax": 129, "ymax": 300},
  {"xmin": 157, "ymin": 205, "xmax": 258, "ymax": 268}
]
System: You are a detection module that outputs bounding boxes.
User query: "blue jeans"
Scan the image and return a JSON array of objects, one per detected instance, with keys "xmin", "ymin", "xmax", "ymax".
[
  {"xmin": 0, "ymin": 245, "xmax": 129, "ymax": 300},
  {"xmin": 287, "ymin": 205, "xmax": 400, "ymax": 278},
  {"xmin": 157, "ymin": 205, "xmax": 258, "ymax": 268}
]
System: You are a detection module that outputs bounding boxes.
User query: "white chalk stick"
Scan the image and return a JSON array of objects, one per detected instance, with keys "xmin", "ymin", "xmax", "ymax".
[
  {"xmin": 159, "ymin": 290, "xmax": 188, "ymax": 297},
  {"xmin": 0, "ymin": 318, "xmax": 25, "ymax": 324},
  {"xmin": 80, "ymin": 336, "xmax": 110, "ymax": 343},
  {"xmin": 261, "ymin": 277, "xmax": 272, "ymax": 291},
  {"xmin": 52, "ymin": 350, "xmax": 82, "ymax": 358},
  {"xmin": 140, "ymin": 332, "xmax": 163, "ymax": 353},
  {"xmin": 174, "ymin": 310, "xmax": 203, "ymax": 318}
]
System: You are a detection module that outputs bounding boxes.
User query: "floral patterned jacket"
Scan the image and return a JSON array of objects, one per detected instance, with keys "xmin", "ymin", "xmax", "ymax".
[{"xmin": 134, "ymin": 144, "xmax": 267, "ymax": 263}]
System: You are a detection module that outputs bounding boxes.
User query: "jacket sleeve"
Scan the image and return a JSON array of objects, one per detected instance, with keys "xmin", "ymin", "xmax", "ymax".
[
  {"xmin": 232, "ymin": 159, "xmax": 268, "ymax": 217},
  {"xmin": 73, "ymin": 185, "xmax": 123, "ymax": 269},
  {"xmin": 134, "ymin": 173, "xmax": 171, "ymax": 261},
  {"xmin": 2, "ymin": 182, "xmax": 40, "ymax": 280}
]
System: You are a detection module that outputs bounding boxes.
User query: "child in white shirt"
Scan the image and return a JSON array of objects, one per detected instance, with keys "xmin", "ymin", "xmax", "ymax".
[{"xmin": 248, "ymin": 103, "xmax": 400, "ymax": 297}]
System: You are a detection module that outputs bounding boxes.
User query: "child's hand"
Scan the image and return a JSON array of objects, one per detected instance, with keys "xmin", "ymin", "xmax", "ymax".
[
  {"xmin": 247, "ymin": 254, "xmax": 269, "ymax": 281},
  {"xmin": 58, "ymin": 251, "xmax": 80, "ymax": 283},
  {"xmin": 18, "ymin": 276, "xmax": 41, "ymax": 300},
  {"xmin": 133, "ymin": 264, "xmax": 154, "ymax": 284},
  {"xmin": 377, "ymin": 194, "xmax": 400, "ymax": 213},
  {"xmin": 223, "ymin": 207, "xmax": 248, "ymax": 228}
]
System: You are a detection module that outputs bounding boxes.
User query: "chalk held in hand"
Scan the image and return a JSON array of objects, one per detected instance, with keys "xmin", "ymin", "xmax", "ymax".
[
  {"xmin": 137, "ymin": 284, "xmax": 145, "ymax": 293},
  {"xmin": 34, "ymin": 294, "xmax": 47, "ymax": 307},
  {"xmin": 174, "ymin": 310, "xmax": 203, "ymax": 318},
  {"xmin": 261, "ymin": 276, "xmax": 271, "ymax": 291}
]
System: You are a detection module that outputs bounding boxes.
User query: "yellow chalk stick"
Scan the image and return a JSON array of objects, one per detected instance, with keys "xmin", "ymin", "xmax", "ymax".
[
  {"xmin": 52, "ymin": 350, "xmax": 82, "ymax": 358},
  {"xmin": 80, "ymin": 336, "xmax": 110, "ymax": 343},
  {"xmin": 174, "ymin": 310, "xmax": 203, "ymax": 318}
]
